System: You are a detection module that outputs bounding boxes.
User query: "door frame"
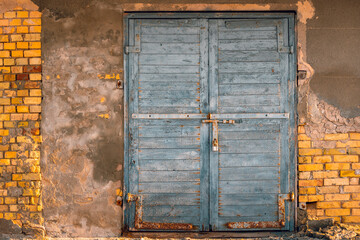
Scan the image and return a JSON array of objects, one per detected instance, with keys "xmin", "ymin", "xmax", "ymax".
[{"xmin": 123, "ymin": 12, "xmax": 298, "ymax": 233}]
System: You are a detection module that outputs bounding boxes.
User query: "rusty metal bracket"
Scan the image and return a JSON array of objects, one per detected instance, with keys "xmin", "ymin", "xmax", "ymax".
[
  {"xmin": 226, "ymin": 193, "xmax": 293, "ymax": 229},
  {"xmin": 128, "ymin": 194, "xmax": 195, "ymax": 230}
]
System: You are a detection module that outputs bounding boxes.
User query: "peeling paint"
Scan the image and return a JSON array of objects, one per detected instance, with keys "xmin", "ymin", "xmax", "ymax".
[
  {"xmin": 0, "ymin": 0, "xmax": 38, "ymax": 14},
  {"xmin": 297, "ymin": 0, "xmax": 315, "ymax": 24}
]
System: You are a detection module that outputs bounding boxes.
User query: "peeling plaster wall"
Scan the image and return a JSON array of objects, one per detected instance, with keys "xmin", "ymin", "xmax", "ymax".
[{"xmin": 32, "ymin": 0, "xmax": 360, "ymax": 237}]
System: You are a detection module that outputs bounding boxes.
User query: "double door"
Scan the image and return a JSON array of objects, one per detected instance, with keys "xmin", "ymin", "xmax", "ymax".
[{"xmin": 125, "ymin": 13, "xmax": 296, "ymax": 232}]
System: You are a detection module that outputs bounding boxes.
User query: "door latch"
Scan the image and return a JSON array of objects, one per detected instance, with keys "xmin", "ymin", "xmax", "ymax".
[{"xmin": 202, "ymin": 117, "xmax": 235, "ymax": 152}]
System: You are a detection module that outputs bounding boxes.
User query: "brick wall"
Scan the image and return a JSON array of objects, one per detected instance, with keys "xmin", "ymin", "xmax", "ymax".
[
  {"xmin": 0, "ymin": 8, "xmax": 43, "ymax": 234},
  {"xmin": 298, "ymin": 125, "xmax": 360, "ymax": 223}
]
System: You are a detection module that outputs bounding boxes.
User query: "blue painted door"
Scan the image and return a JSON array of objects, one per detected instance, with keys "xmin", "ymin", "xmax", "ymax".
[{"xmin": 125, "ymin": 14, "xmax": 295, "ymax": 232}]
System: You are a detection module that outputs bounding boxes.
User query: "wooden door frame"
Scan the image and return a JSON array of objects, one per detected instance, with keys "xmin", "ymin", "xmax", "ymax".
[{"xmin": 123, "ymin": 12, "xmax": 297, "ymax": 235}]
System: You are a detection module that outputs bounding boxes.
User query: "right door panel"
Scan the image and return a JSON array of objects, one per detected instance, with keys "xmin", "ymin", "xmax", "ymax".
[{"xmin": 208, "ymin": 18, "xmax": 295, "ymax": 231}]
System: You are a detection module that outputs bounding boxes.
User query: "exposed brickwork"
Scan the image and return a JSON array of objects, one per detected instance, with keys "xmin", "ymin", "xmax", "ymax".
[
  {"xmin": 298, "ymin": 124, "xmax": 360, "ymax": 224},
  {"xmin": 0, "ymin": 8, "xmax": 43, "ymax": 235}
]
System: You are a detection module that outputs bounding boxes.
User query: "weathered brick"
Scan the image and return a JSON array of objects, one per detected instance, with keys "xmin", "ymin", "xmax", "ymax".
[
  {"xmin": 313, "ymin": 156, "xmax": 332, "ymax": 163},
  {"xmin": 324, "ymin": 133, "xmax": 349, "ymax": 140},
  {"xmin": 23, "ymin": 19, "xmax": 41, "ymax": 25},
  {"xmin": 324, "ymin": 148, "xmax": 347, "ymax": 155},
  {"xmin": 299, "ymin": 171, "xmax": 311, "ymax": 179},
  {"xmin": 299, "ymin": 164, "xmax": 323, "ymax": 171},
  {"xmin": 325, "ymin": 209, "xmax": 350, "ymax": 216},
  {"xmin": 298, "ymin": 134, "xmax": 311, "ymax": 141},
  {"xmin": 350, "ymin": 178, "xmax": 359, "ymax": 185},
  {"xmin": 298, "ymin": 156, "xmax": 312, "ymax": 164},
  {"xmin": 29, "ymin": 73, "xmax": 41, "ymax": 81},
  {"xmin": 324, "ymin": 178, "xmax": 349, "ymax": 186},
  {"xmin": 24, "ymin": 50, "xmax": 41, "ymax": 57},
  {"xmin": 299, "ymin": 187, "xmax": 316, "ymax": 195},
  {"xmin": 352, "ymin": 209, "xmax": 360, "ymax": 215},
  {"xmin": 352, "ymin": 163, "xmax": 360, "ymax": 169},
  {"xmin": 23, "ymin": 97, "xmax": 41, "ymax": 105},
  {"xmin": 24, "ymin": 81, "xmax": 40, "ymax": 89},
  {"xmin": 299, "ymin": 149, "xmax": 323, "ymax": 156},
  {"xmin": 325, "ymin": 194, "xmax": 350, "ymax": 201},
  {"xmin": 316, "ymin": 201, "xmax": 341, "ymax": 209},
  {"xmin": 4, "ymin": 12, "xmax": 16, "ymax": 18},
  {"xmin": 334, "ymin": 155, "xmax": 359, "ymax": 163},
  {"xmin": 17, "ymin": 11, "xmax": 29, "ymax": 18},
  {"xmin": 340, "ymin": 170, "xmax": 360, "ymax": 178},
  {"xmin": 342, "ymin": 201, "xmax": 360, "ymax": 208},
  {"xmin": 16, "ymin": 26, "xmax": 28, "ymax": 33},
  {"xmin": 299, "ymin": 180, "xmax": 323, "ymax": 187},
  {"xmin": 5, "ymin": 197, "xmax": 17, "ymax": 204},
  {"xmin": 23, "ymin": 65, "xmax": 41, "ymax": 73},
  {"xmin": 318, "ymin": 186, "xmax": 340, "ymax": 194},
  {"xmin": 349, "ymin": 148, "xmax": 360, "ymax": 155},
  {"xmin": 298, "ymin": 141, "xmax": 311, "ymax": 148},
  {"xmin": 344, "ymin": 186, "xmax": 360, "ymax": 193},
  {"xmin": 325, "ymin": 163, "xmax": 350, "ymax": 170},
  {"xmin": 307, "ymin": 195, "xmax": 325, "ymax": 202},
  {"xmin": 342, "ymin": 216, "xmax": 360, "ymax": 223},
  {"xmin": 350, "ymin": 133, "xmax": 360, "ymax": 140},
  {"xmin": 337, "ymin": 141, "xmax": 360, "ymax": 148},
  {"xmin": 5, "ymin": 151, "xmax": 16, "ymax": 158},
  {"xmin": 22, "ymin": 173, "xmax": 41, "ymax": 181},
  {"xmin": 313, "ymin": 171, "xmax": 338, "ymax": 179}
]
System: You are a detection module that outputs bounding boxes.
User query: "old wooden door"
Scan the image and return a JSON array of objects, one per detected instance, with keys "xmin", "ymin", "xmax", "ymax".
[{"xmin": 125, "ymin": 13, "xmax": 296, "ymax": 232}]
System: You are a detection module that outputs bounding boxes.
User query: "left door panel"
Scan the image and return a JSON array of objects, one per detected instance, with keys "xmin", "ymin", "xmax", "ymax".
[{"xmin": 127, "ymin": 18, "xmax": 209, "ymax": 231}]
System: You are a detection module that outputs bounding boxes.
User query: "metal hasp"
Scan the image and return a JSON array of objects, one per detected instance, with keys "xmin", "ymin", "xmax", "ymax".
[
  {"xmin": 225, "ymin": 192, "xmax": 294, "ymax": 229},
  {"xmin": 127, "ymin": 193, "xmax": 195, "ymax": 231}
]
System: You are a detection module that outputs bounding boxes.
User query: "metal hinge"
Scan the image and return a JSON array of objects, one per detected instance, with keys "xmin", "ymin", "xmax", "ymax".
[
  {"xmin": 279, "ymin": 45, "xmax": 294, "ymax": 54},
  {"xmin": 125, "ymin": 46, "xmax": 140, "ymax": 54}
]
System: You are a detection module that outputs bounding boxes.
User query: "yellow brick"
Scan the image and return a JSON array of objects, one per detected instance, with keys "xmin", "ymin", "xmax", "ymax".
[
  {"xmin": 24, "ymin": 97, "xmax": 41, "ymax": 104},
  {"xmin": 5, "ymin": 197, "xmax": 17, "ymax": 204},
  {"xmin": 350, "ymin": 178, "xmax": 359, "ymax": 185},
  {"xmin": 342, "ymin": 216, "xmax": 360, "ymax": 223},
  {"xmin": 29, "ymin": 58, "xmax": 41, "ymax": 65},
  {"xmin": 3, "ymin": 27, "xmax": 15, "ymax": 34},
  {"xmin": 353, "ymin": 209, "xmax": 360, "ymax": 215},
  {"xmin": 17, "ymin": 106, "xmax": 29, "ymax": 113},
  {"xmin": 5, "ymin": 182, "xmax": 16, "ymax": 188},
  {"xmin": 29, "ymin": 42, "xmax": 41, "ymax": 49},
  {"xmin": 10, "ymin": 205, "xmax": 19, "ymax": 212},
  {"xmin": 0, "ymin": 159, "xmax": 10, "ymax": 165},
  {"xmin": 11, "ymin": 66, "xmax": 23, "ymax": 74},
  {"xmin": 0, "ymin": 82, "xmax": 10, "ymax": 89},
  {"xmin": 298, "ymin": 134, "xmax": 311, "ymax": 141},
  {"xmin": 298, "ymin": 125, "xmax": 306, "ymax": 134},
  {"xmin": 299, "ymin": 148, "xmax": 323, "ymax": 156},
  {"xmin": 318, "ymin": 186, "xmax": 340, "ymax": 194},
  {"xmin": 325, "ymin": 163, "xmax": 350, "ymax": 170},
  {"xmin": 350, "ymin": 133, "xmax": 360, "ymax": 140},
  {"xmin": 23, "ymin": 188, "xmax": 41, "ymax": 196},
  {"xmin": 30, "ymin": 11, "xmax": 42, "ymax": 18},
  {"xmin": 299, "ymin": 164, "xmax": 323, "ymax": 171},
  {"xmin": 298, "ymin": 156, "xmax": 311, "ymax": 164},
  {"xmin": 0, "ymin": 67, "xmax": 10, "ymax": 73},
  {"xmin": 325, "ymin": 209, "xmax": 350, "ymax": 216},
  {"xmin": 313, "ymin": 171, "xmax": 338, "ymax": 179},
  {"xmin": 324, "ymin": 148, "xmax": 347, "ymax": 155},
  {"xmin": 22, "ymin": 173, "xmax": 41, "ymax": 180},
  {"xmin": 18, "ymin": 121, "xmax": 28, "ymax": 128},
  {"xmin": 334, "ymin": 155, "xmax": 359, "ymax": 163},
  {"xmin": 11, "ymin": 97, "xmax": 22, "ymax": 105},
  {"xmin": 29, "ymin": 89, "xmax": 41, "ymax": 96},
  {"xmin": 342, "ymin": 201, "xmax": 360, "ymax": 208},
  {"xmin": 17, "ymin": 90, "xmax": 28, "ymax": 97},
  {"xmin": 313, "ymin": 156, "xmax": 332, "ymax": 163},
  {"xmin": 325, "ymin": 194, "xmax": 350, "ymax": 201},
  {"xmin": 324, "ymin": 178, "xmax": 349, "ymax": 186},
  {"xmin": 299, "ymin": 187, "xmax": 316, "ymax": 195},
  {"xmin": 299, "ymin": 171, "xmax": 311, "ymax": 179},
  {"xmin": 30, "ymin": 26, "xmax": 41, "ymax": 33},
  {"xmin": 4, "ymin": 213, "xmax": 16, "ymax": 220},
  {"xmin": 4, "ymin": 59, "xmax": 15, "ymax": 66},
  {"xmin": 4, "ymin": 121, "xmax": 14, "ymax": 128},
  {"xmin": 344, "ymin": 186, "xmax": 360, "ymax": 193},
  {"xmin": 0, "ymin": 98, "xmax": 10, "ymax": 105},
  {"xmin": 23, "ymin": 19, "xmax": 41, "ymax": 25},
  {"xmin": 299, "ymin": 196, "xmax": 308, "ymax": 202},
  {"xmin": 9, "ymin": 19, "xmax": 21, "ymax": 26},
  {"xmin": 298, "ymin": 141, "xmax": 311, "ymax": 148},
  {"xmin": 317, "ymin": 201, "xmax": 341, "ymax": 209},
  {"xmin": 24, "ymin": 50, "xmax": 41, "ymax": 57},
  {"xmin": 11, "ymin": 50, "xmax": 23, "ymax": 58},
  {"xmin": 10, "ymin": 35, "xmax": 22, "ymax": 42},
  {"xmin": 349, "ymin": 148, "xmax": 360, "ymax": 155},
  {"xmin": 29, "ymin": 73, "xmax": 41, "ymax": 81},
  {"xmin": 4, "ymin": 106, "xmax": 15, "ymax": 113},
  {"xmin": 4, "ymin": 43, "xmax": 15, "ymax": 50},
  {"xmin": 307, "ymin": 195, "xmax": 325, "ymax": 202},
  {"xmin": 4, "ymin": 12, "xmax": 16, "ymax": 18},
  {"xmin": 353, "ymin": 163, "xmax": 360, "ymax": 169},
  {"xmin": 299, "ymin": 179, "xmax": 323, "ymax": 187},
  {"xmin": 17, "ymin": 11, "xmax": 29, "ymax": 18},
  {"xmin": 0, "ymin": 35, "xmax": 9, "ymax": 42},
  {"xmin": 16, "ymin": 26, "xmax": 28, "ymax": 33},
  {"xmin": 340, "ymin": 170, "xmax": 360, "ymax": 178},
  {"xmin": 15, "ymin": 58, "xmax": 28, "ymax": 66},
  {"xmin": 324, "ymin": 133, "xmax": 349, "ymax": 140},
  {"xmin": 12, "ymin": 174, "xmax": 22, "ymax": 181},
  {"xmin": 30, "ymin": 105, "xmax": 41, "ymax": 113},
  {"xmin": 5, "ymin": 152, "xmax": 16, "ymax": 158},
  {"xmin": 4, "ymin": 75, "xmax": 15, "ymax": 81},
  {"xmin": 24, "ymin": 34, "xmax": 41, "ymax": 41},
  {"xmin": 337, "ymin": 141, "xmax": 360, "ymax": 148},
  {"xmin": 0, "ymin": 51, "xmax": 10, "ymax": 57},
  {"xmin": 17, "ymin": 42, "xmax": 29, "ymax": 49},
  {"xmin": 0, "ymin": 20, "xmax": 9, "ymax": 26}
]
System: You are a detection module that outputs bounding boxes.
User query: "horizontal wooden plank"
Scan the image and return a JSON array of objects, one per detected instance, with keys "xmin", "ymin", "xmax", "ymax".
[
  {"xmin": 139, "ymin": 81, "xmax": 199, "ymax": 91},
  {"xmin": 140, "ymin": 19, "xmax": 199, "ymax": 27},
  {"xmin": 219, "ymin": 153, "xmax": 280, "ymax": 167},
  {"xmin": 141, "ymin": 34, "xmax": 199, "ymax": 43},
  {"xmin": 219, "ymin": 122, "xmax": 280, "ymax": 131},
  {"xmin": 139, "ymin": 170, "xmax": 200, "ymax": 182},
  {"xmin": 139, "ymin": 98, "xmax": 200, "ymax": 107},
  {"xmin": 218, "ymin": 106, "xmax": 281, "ymax": 113},
  {"xmin": 219, "ymin": 95, "xmax": 280, "ymax": 106},
  {"xmin": 222, "ymin": 20, "xmax": 277, "ymax": 30},
  {"xmin": 219, "ymin": 193, "xmax": 277, "ymax": 206},
  {"xmin": 139, "ymin": 106, "xmax": 200, "ymax": 114},
  {"xmin": 219, "ymin": 167, "xmax": 279, "ymax": 181},
  {"xmin": 139, "ymin": 159, "xmax": 200, "ymax": 171},
  {"xmin": 219, "ymin": 62, "xmax": 279, "ymax": 73},
  {"xmin": 139, "ymin": 90, "xmax": 199, "ymax": 99},
  {"xmin": 219, "ymin": 84, "xmax": 279, "ymax": 95},
  {"xmin": 142, "ymin": 193, "xmax": 200, "ymax": 206},
  {"xmin": 217, "ymin": 215, "xmax": 278, "ymax": 223},
  {"xmin": 219, "ymin": 205, "xmax": 278, "ymax": 217},
  {"xmin": 219, "ymin": 51, "xmax": 280, "ymax": 62},
  {"xmin": 140, "ymin": 54, "xmax": 200, "ymax": 65},
  {"xmin": 140, "ymin": 65, "xmax": 199, "ymax": 74},
  {"xmin": 139, "ymin": 73, "xmax": 200, "ymax": 82},
  {"xmin": 139, "ymin": 137, "xmax": 200, "ymax": 149},
  {"xmin": 139, "ymin": 126, "xmax": 200, "ymax": 137},
  {"xmin": 139, "ymin": 149, "xmax": 200, "ymax": 160},
  {"xmin": 141, "ymin": 43, "xmax": 200, "ymax": 54},
  {"xmin": 219, "ymin": 30, "xmax": 277, "ymax": 40},
  {"xmin": 142, "ymin": 216, "xmax": 200, "ymax": 224},
  {"xmin": 219, "ymin": 73, "xmax": 280, "ymax": 84},
  {"xmin": 219, "ymin": 39, "xmax": 277, "ymax": 51},
  {"xmin": 143, "ymin": 205, "xmax": 200, "ymax": 217},
  {"xmin": 219, "ymin": 139, "xmax": 279, "ymax": 153},
  {"xmin": 141, "ymin": 26, "xmax": 200, "ymax": 35},
  {"xmin": 218, "ymin": 130, "xmax": 278, "ymax": 140},
  {"xmin": 219, "ymin": 180, "xmax": 279, "ymax": 193},
  {"xmin": 139, "ymin": 182, "xmax": 200, "ymax": 193}
]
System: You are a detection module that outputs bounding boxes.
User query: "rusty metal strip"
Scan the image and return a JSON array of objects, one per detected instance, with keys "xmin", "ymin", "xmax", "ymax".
[
  {"xmin": 128, "ymin": 193, "xmax": 195, "ymax": 230},
  {"xmin": 132, "ymin": 113, "xmax": 207, "ymax": 119},
  {"xmin": 225, "ymin": 193, "xmax": 293, "ymax": 229}
]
